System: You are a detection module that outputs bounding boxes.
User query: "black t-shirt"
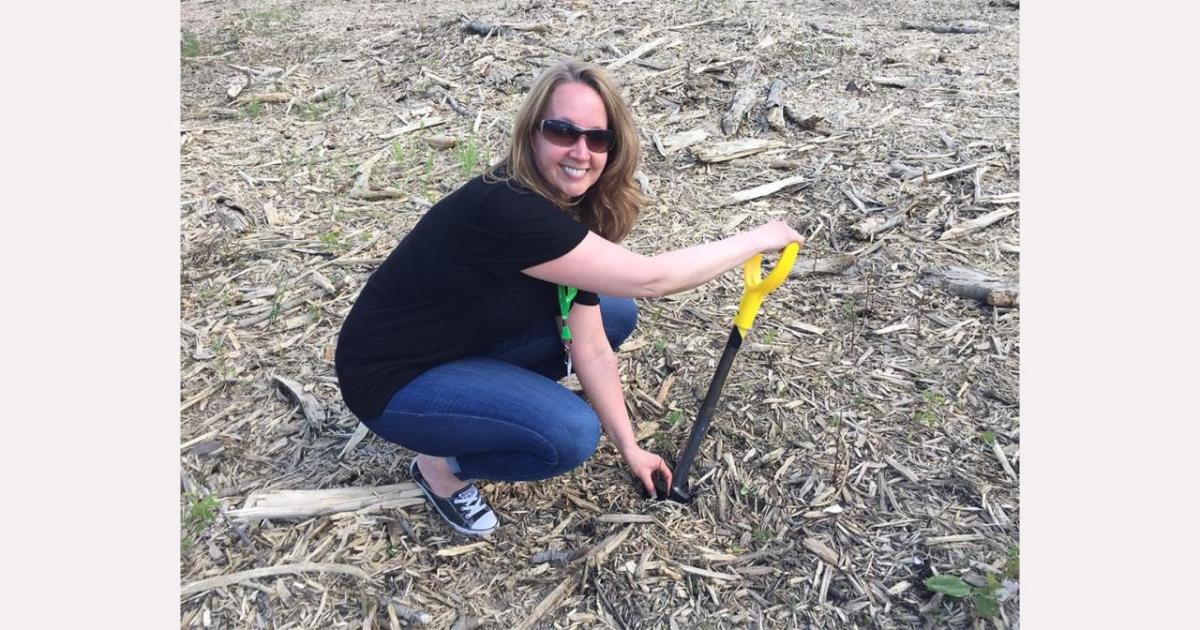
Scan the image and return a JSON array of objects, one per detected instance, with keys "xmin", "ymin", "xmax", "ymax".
[{"xmin": 335, "ymin": 175, "xmax": 599, "ymax": 421}]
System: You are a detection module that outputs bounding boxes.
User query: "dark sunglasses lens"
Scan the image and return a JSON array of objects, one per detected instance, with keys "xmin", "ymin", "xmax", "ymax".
[
  {"xmin": 541, "ymin": 120, "xmax": 614, "ymax": 153},
  {"xmin": 584, "ymin": 130, "xmax": 615, "ymax": 153},
  {"xmin": 541, "ymin": 120, "xmax": 578, "ymax": 146}
]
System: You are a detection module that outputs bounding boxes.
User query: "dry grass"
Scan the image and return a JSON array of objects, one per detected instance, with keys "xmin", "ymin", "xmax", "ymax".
[{"xmin": 180, "ymin": 0, "xmax": 1020, "ymax": 627}]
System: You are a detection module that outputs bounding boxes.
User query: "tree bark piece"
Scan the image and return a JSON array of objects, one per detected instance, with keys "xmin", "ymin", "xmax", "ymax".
[
  {"xmin": 920, "ymin": 265, "xmax": 1019, "ymax": 308},
  {"xmin": 939, "ymin": 207, "xmax": 1017, "ymax": 240},
  {"xmin": 692, "ymin": 138, "xmax": 782, "ymax": 164},
  {"xmin": 722, "ymin": 87, "xmax": 758, "ymax": 135},
  {"xmin": 765, "ymin": 79, "xmax": 788, "ymax": 132},
  {"xmin": 272, "ymin": 374, "xmax": 328, "ymax": 426}
]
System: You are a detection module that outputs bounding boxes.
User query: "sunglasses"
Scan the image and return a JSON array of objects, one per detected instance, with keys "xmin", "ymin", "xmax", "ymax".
[{"xmin": 536, "ymin": 119, "xmax": 616, "ymax": 153}]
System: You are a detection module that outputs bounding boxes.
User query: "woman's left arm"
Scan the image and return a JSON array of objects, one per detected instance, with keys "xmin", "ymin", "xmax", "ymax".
[{"xmin": 567, "ymin": 303, "xmax": 672, "ymax": 497}]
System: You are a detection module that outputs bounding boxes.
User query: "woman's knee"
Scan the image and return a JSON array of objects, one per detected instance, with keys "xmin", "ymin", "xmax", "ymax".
[
  {"xmin": 549, "ymin": 408, "xmax": 601, "ymax": 474},
  {"xmin": 600, "ymin": 296, "xmax": 638, "ymax": 349}
]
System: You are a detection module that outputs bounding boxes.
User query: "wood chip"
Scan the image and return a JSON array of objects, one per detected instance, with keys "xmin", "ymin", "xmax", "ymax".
[
  {"xmin": 801, "ymin": 538, "xmax": 840, "ymax": 568},
  {"xmin": 434, "ymin": 542, "xmax": 490, "ymax": 557},
  {"xmin": 596, "ymin": 513, "xmax": 656, "ymax": 524},
  {"xmin": 885, "ymin": 456, "xmax": 921, "ymax": 483}
]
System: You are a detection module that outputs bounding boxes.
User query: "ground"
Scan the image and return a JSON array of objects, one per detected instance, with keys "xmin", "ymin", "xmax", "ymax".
[{"xmin": 180, "ymin": 0, "xmax": 1020, "ymax": 627}]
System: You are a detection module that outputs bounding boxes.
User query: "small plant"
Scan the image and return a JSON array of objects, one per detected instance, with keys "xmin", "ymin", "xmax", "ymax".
[
  {"xmin": 653, "ymin": 338, "xmax": 667, "ymax": 352},
  {"xmin": 319, "ymin": 228, "xmax": 342, "ymax": 248},
  {"xmin": 914, "ymin": 389, "xmax": 946, "ymax": 427},
  {"xmin": 761, "ymin": 328, "xmax": 778, "ymax": 344},
  {"xmin": 974, "ymin": 574, "xmax": 1001, "ymax": 619},
  {"xmin": 752, "ymin": 527, "xmax": 772, "ymax": 543},
  {"xmin": 980, "ymin": 430, "xmax": 996, "ymax": 445},
  {"xmin": 181, "ymin": 30, "xmax": 202, "ymax": 58},
  {"xmin": 391, "ymin": 139, "xmax": 406, "ymax": 165},
  {"xmin": 181, "ymin": 493, "xmax": 219, "ymax": 551},
  {"xmin": 739, "ymin": 482, "xmax": 757, "ymax": 496},
  {"xmin": 455, "ymin": 136, "xmax": 479, "ymax": 176},
  {"xmin": 242, "ymin": 6, "xmax": 300, "ymax": 31},
  {"xmin": 240, "ymin": 99, "xmax": 264, "ymax": 118},
  {"xmin": 924, "ymin": 572, "xmax": 1006, "ymax": 620},
  {"xmin": 422, "ymin": 152, "xmax": 437, "ymax": 197},
  {"xmin": 1004, "ymin": 546, "xmax": 1019, "ymax": 579},
  {"xmin": 666, "ymin": 409, "xmax": 684, "ymax": 427},
  {"xmin": 294, "ymin": 101, "xmax": 327, "ymax": 121}
]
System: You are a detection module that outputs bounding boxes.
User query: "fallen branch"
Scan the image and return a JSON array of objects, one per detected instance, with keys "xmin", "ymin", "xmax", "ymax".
[
  {"xmin": 228, "ymin": 483, "xmax": 424, "ymax": 522},
  {"xmin": 939, "ymin": 207, "xmax": 1017, "ymax": 240},
  {"xmin": 692, "ymin": 138, "xmax": 782, "ymax": 164},
  {"xmin": 606, "ymin": 37, "xmax": 669, "ymax": 69},
  {"xmin": 514, "ymin": 573, "xmax": 580, "ymax": 630},
  {"xmin": 181, "ymin": 562, "xmax": 372, "ymax": 598},
  {"xmin": 722, "ymin": 174, "xmax": 809, "ymax": 205},
  {"xmin": 901, "ymin": 20, "xmax": 991, "ymax": 34},
  {"xmin": 851, "ymin": 210, "xmax": 906, "ymax": 240},
  {"xmin": 658, "ymin": 128, "xmax": 708, "ymax": 155},
  {"xmin": 920, "ymin": 265, "xmax": 1019, "ymax": 308}
]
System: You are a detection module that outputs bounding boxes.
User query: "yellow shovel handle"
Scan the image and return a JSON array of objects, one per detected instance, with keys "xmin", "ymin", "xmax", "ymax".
[{"xmin": 733, "ymin": 242, "xmax": 801, "ymax": 335}]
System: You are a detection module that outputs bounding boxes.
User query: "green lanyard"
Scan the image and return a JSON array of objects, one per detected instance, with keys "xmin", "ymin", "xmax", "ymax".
[
  {"xmin": 557, "ymin": 284, "xmax": 577, "ymax": 376},
  {"xmin": 557, "ymin": 284, "xmax": 578, "ymax": 341}
]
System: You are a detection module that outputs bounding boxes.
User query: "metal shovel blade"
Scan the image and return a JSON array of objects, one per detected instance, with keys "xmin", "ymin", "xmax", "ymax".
[{"xmin": 660, "ymin": 325, "xmax": 744, "ymax": 503}]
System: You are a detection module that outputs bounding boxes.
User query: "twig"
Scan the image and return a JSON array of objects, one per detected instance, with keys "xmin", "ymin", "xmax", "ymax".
[{"xmin": 181, "ymin": 563, "xmax": 372, "ymax": 598}]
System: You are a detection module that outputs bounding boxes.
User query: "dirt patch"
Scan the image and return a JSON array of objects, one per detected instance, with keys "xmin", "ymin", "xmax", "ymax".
[{"xmin": 180, "ymin": 0, "xmax": 1020, "ymax": 627}]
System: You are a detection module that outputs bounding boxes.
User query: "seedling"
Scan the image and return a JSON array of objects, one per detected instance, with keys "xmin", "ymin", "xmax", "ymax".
[
  {"xmin": 455, "ymin": 136, "xmax": 479, "ymax": 176},
  {"xmin": 240, "ymin": 99, "xmax": 264, "ymax": 118},
  {"xmin": 181, "ymin": 493, "xmax": 219, "ymax": 550},
  {"xmin": 924, "ymin": 571, "xmax": 1008, "ymax": 620},
  {"xmin": 181, "ymin": 31, "xmax": 202, "ymax": 58}
]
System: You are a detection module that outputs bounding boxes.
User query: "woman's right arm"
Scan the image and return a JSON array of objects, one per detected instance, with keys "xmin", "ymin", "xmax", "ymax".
[{"xmin": 523, "ymin": 220, "xmax": 804, "ymax": 298}]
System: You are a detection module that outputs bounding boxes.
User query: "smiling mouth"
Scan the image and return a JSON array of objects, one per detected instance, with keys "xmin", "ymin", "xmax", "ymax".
[{"xmin": 560, "ymin": 165, "xmax": 588, "ymax": 178}]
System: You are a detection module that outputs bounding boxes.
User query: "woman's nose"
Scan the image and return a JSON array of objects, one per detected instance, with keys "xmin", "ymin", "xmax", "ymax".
[{"xmin": 568, "ymin": 134, "xmax": 591, "ymax": 157}]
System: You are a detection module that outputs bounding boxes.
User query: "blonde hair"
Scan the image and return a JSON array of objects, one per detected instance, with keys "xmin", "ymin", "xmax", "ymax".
[{"xmin": 486, "ymin": 59, "xmax": 645, "ymax": 243}]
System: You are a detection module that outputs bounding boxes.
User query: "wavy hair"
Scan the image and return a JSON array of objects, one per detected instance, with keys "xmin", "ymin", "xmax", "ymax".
[{"xmin": 486, "ymin": 59, "xmax": 645, "ymax": 243}]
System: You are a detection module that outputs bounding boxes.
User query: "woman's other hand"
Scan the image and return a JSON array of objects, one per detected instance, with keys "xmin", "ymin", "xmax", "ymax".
[{"xmin": 623, "ymin": 445, "xmax": 673, "ymax": 498}]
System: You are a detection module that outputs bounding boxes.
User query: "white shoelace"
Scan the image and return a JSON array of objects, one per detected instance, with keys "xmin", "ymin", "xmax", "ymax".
[{"xmin": 452, "ymin": 486, "xmax": 490, "ymax": 522}]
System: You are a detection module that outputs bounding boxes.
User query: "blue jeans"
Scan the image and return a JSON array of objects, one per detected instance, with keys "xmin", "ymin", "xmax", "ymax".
[{"xmin": 364, "ymin": 296, "xmax": 637, "ymax": 482}]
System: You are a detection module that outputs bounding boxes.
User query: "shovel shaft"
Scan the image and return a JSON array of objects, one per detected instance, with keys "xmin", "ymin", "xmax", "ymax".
[{"xmin": 670, "ymin": 325, "xmax": 743, "ymax": 496}]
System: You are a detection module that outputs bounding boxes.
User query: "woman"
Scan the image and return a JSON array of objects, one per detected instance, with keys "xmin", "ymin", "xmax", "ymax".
[{"xmin": 335, "ymin": 59, "xmax": 802, "ymax": 536}]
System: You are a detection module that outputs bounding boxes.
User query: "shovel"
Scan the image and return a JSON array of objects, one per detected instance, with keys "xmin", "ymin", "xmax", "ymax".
[{"xmin": 653, "ymin": 242, "xmax": 801, "ymax": 503}]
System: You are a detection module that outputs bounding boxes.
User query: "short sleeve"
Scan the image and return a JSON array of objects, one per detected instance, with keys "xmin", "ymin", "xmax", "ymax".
[{"xmin": 463, "ymin": 182, "xmax": 590, "ymax": 273}]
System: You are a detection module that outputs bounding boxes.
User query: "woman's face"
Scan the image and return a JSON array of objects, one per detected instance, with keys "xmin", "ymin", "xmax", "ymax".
[{"xmin": 531, "ymin": 81, "xmax": 609, "ymax": 198}]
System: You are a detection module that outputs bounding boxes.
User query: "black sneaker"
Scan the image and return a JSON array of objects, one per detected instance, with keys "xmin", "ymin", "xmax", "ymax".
[{"xmin": 410, "ymin": 459, "xmax": 498, "ymax": 536}]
